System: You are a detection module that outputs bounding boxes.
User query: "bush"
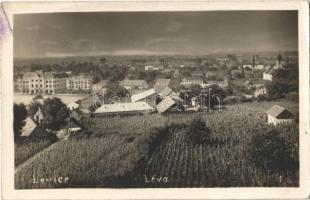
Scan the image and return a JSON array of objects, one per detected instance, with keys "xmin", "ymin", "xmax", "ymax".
[
  {"xmin": 232, "ymin": 70, "xmax": 243, "ymax": 79},
  {"xmin": 256, "ymin": 94, "xmax": 266, "ymax": 102},
  {"xmin": 286, "ymin": 91, "xmax": 298, "ymax": 102},
  {"xmin": 187, "ymin": 117, "xmax": 211, "ymax": 144},
  {"xmin": 247, "ymin": 129, "xmax": 295, "ymax": 171}
]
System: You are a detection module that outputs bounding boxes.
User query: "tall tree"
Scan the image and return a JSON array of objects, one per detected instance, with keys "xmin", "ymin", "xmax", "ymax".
[
  {"xmin": 42, "ymin": 98, "xmax": 69, "ymax": 131},
  {"xmin": 14, "ymin": 103, "xmax": 28, "ymax": 140}
]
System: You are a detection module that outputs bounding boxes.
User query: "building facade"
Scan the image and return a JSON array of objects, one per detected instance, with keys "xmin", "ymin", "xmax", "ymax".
[
  {"xmin": 44, "ymin": 72, "xmax": 68, "ymax": 94},
  {"xmin": 181, "ymin": 77, "xmax": 204, "ymax": 86},
  {"xmin": 67, "ymin": 74, "xmax": 92, "ymax": 92},
  {"xmin": 19, "ymin": 70, "xmax": 44, "ymax": 94},
  {"xmin": 15, "ymin": 71, "xmax": 90, "ymax": 94}
]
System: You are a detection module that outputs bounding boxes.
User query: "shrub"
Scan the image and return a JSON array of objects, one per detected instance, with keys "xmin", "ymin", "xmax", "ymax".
[
  {"xmin": 187, "ymin": 117, "xmax": 211, "ymax": 144},
  {"xmin": 256, "ymin": 94, "xmax": 266, "ymax": 102},
  {"xmin": 286, "ymin": 91, "xmax": 299, "ymax": 102},
  {"xmin": 247, "ymin": 129, "xmax": 295, "ymax": 171},
  {"xmin": 232, "ymin": 70, "xmax": 243, "ymax": 79}
]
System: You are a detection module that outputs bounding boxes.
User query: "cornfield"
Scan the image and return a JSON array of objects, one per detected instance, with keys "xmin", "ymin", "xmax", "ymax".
[{"xmin": 15, "ymin": 101, "xmax": 299, "ymax": 188}]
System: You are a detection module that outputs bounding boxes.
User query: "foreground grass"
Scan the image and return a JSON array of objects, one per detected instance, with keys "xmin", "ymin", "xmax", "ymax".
[
  {"xmin": 15, "ymin": 100, "xmax": 299, "ymax": 188},
  {"xmin": 15, "ymin": 135, "xmax": 58, "ymax": 167}
]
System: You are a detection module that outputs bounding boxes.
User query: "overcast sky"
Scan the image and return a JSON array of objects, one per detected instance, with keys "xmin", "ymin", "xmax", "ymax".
[{"xmin": 14, "ymin": 11, "xmax": 298, "ymax": 58}]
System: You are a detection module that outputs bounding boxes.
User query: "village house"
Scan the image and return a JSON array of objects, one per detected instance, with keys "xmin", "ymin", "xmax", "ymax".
[
  {"xmin": 254, "ymin": 84, "xmax": 267, "ymax": 97},
  {"xmin": 154, "ymin": 78, "xmax": 171, "ymax": 94},
  {"xmin": 156, "ymin": 97, "xmax": 176, "ymax": 114},
  {"xmin": 266, "ymin": 105, "xmax": 294, "ymax": 125},
  {"xmin": 263, "ymin": 56, "xmax": 285, "ymax": 81},
  {"xmin": 159, "ymin": 87, "xmax": 173, "ymax": 97},
  {"xmin": 145, "ymin": 65, "xmax": 162, "ymax": 71},
  {"xmin": 181, "ymin": 77, "xmax": 204, "ymax": 87},
  {"xmin": 20, "ymin": 116, "xmax": 55, "ymax": 141},
  {"xmin": 21, "ymin": 117, "xmax": 38, "ymax": 137},
  {"xmin": 119, "ymin": 79, "xmax": 149, "ymax": 90},
  {"xmin": 92, "ymin": 80, "xmax": 108, "ymax": 94},
  {"xmin": 203, "ymin": 79, "xmax": 229, "ymax": 89},
  {"xmin": 67, "ymin": 102, "xmax": 80, "ymax": 111},
  {"xmin": 242, "ymin": 64, "xmax": 265, "ymax": 71},
  {"xmin": 173, "ymin": 69, "xmax": 180, "ymax": 78},
  {"xmin": 205, "ymin": 71, "xmax": 220, "ymax": 80},
  {"xmin": 94, "ymin": 101, "xmax": 155, "ymax": 116},
  {"xmin": 158, "ymin": 86, "xmax": 182, "ymax": 102},
  {"xmin": 263, "ymin": 66, "xmax": 275, "ymax": 81},
  {"xmin": 243, "ymin": 80, "xmax": 253, "ymax": 89},
  {"xmin": 191, "ymin": 70, "xmax": 204, "ymax": 77},
  {"xmin": 131, "ymin": 88, "xmax": 156, "ymax": 107}
]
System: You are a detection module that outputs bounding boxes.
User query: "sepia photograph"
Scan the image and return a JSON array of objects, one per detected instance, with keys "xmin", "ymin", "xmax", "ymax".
[{"xmin": 1, "ymin": 1, "xmax": 309, "ymax": 199}]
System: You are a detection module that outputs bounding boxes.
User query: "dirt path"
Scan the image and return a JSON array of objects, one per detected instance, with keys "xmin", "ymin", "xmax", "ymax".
[{"xmin": 15, "ymin": 141, "xmax": 61, "ymax": 174}]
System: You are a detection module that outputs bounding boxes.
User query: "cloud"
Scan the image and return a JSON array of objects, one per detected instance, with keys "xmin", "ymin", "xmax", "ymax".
[
  {"xmin": 25, "ymin": 25, "xmax": 40, "ymax": 31},
  {"xmin": 40, "ymin": 40, "xmax": 59, "ymax": 46},
  {"xmin": 146, "ymin": 37, "xmax": 185, "ymax": 46},
  {"xmin": 45, "ymin": 49, "xmax": 160, "ymax": 57},
  {"xmin": 110, "ymin": 49, "xmax": 159, "ymax": 55},
  {"xmin": 165, "ymin": 21, "xmax": 183, "ymax": 32},
  {"xmin": 45, "ymin": 52, "xmax": 78, "ymax": 57},
  {"xmin": 50, "ymin": 25, "xmax": 62, "ymax": 30}
]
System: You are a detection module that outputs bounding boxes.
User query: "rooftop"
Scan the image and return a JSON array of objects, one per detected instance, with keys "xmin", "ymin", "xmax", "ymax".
[
  {"xmin": 156, "ymin": 97, "xmax": 175, "ymax": 113},
  {"xmin": 131, "ymin": 88, "xmax": 155, "ymax": 103},
  {"xmin": 266, "ymin": 105, "xmax": 294, "ymax": 119},
  {"xmin": 94, "ymin": 102, "xmax": 154, "ymax": 114}
]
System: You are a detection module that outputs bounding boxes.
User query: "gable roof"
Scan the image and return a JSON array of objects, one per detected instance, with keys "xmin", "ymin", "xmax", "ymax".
[
  {"xmin": 182, "ymin": 77, "xmax": 203, "ymax": 82},
  {"xmin": 67, "ymin": 102, "xmax": 80, "ymax": 110},
  {"xmin": 120, "ymin": 79, "xmax": 148, "ymax": 88},
  {"xmin": 21, "ymin": 117, "xmax": 37, "ymax": 137},
  {"xmin": 156, "ymin": 97, "xmax": 175, "ymax": 113},
  {"xmin": 154, "ymin": 79, "xmax": 171, "ymax": 93},
  {"xmin": 94, "ymin": 102, "xmax": 154, "ymax": 114},
  {"xmin": 191, "ymin": 71, "xmax": 204, "ymax": 76},
  {"xmin": 266, "ymin": 105, "xmax": 294, "ymax": 119},
  {"xmin": 159, "ymin": 87, "xmax": 173, "ymax": 97},
  {"xmin": 131, "ymin": 88, "xmax": 155, "ymax": 102}
]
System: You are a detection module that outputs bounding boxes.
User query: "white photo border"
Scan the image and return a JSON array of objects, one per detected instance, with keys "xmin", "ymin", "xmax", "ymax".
[{"xmin": 1, "ymin": 1, "xmax": 309, "ymax": 199}]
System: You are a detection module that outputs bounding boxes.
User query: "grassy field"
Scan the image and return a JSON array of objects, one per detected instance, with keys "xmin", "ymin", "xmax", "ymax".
[
  {"xmin": 15, "ymin": 138, "xmax": 56, "ymax": 167},
  {"xmin": 15, "ymin": 100, "xmax": 299, "ymax": 189}
]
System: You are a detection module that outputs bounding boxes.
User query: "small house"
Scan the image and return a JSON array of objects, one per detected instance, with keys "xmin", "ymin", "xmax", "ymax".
[
  {"xmin": 266, "ymin": 105, "xmax": 294, "ymax": 125},
  {"xmin": 131, "ymin": 88, "xmax": 156, "ymax": 107},
  {"xmin": 181, "ymin": 77, "xmax": 204, "ymax": 87},
  {"xmin": 94, "ymin": 102, "xmax": 154, "ymax": 116},
  {"xmin": 154, "ymin": 78, "xmax": 171, "ymax": 94},
  {"xmin": 191, "ymin": 71, "xmax": 204, "ymax": 77},
  {"xmin": 254, "ymin": 84, "xmax": 267, "ymax": 97},
  {"xmin": 67, "ymin": 102, "xmax": 80, "ymax": 111},
  {"xmin": 21, "ymin": 117, "xmax": 55, "ymax": 140},
  {"xmin": 21, "ymin": 117, "xmax": 38, "ymax": 137},
  {"xmin": 92, "ymin": 80, "xmax": 108, "ymax": 94},
  {"xmin": 263, "ymin": 66, "xmax": 275, "ymax": 81},
  {"xmin": 156, "ymin": 97, "xmax": 176, "ymax": 114},
  {"xmin": 119, "ymin": 79, "xmax": 149, "ymax": 90}
]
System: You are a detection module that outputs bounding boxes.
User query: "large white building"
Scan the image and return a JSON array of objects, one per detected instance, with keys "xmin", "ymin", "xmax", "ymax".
[
  {"xmin": 15, "ymin": 71, "xmax": 91, "ymax": 94},
  {"xmin": 66, "ymin": 74, "xmax": 92, "ymax": 92},
  {"xmin": 19, "ymin": 70, "xmax": 45, "ymax": 94},
  {"xmin": 44, "ymin": 72, "xmax": 68, "ymax": 94}
]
